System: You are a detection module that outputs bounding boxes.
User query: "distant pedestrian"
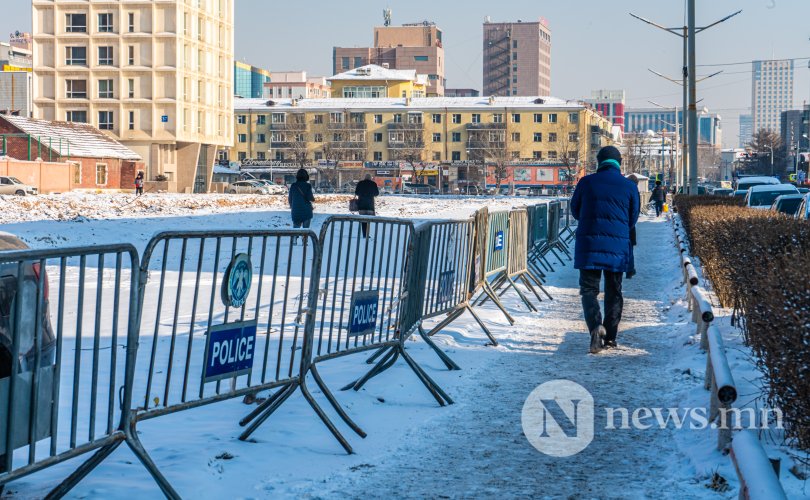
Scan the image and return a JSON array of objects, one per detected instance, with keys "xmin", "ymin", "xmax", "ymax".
[
  {"xmin": 288, "ymin": 169, "xmax": 315, "ymax": 242},
  {"xmin": 571, "ymin": 146, "xmax": 640, "ymax": 353},
  {"xmin": 355, "ymin": 173, "xmax": 379, "ymax": 238},
  {"xmin": 650, "ymin": 180, "xmax": 666, "ymax": 217},
  {"xmin": 134, "ymin": 171, "xmax": 144, "ymax": 196}
]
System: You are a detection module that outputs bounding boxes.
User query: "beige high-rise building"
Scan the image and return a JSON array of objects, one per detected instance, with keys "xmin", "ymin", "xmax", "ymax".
[
  {"xmin": 32, "ymin": 0, "xmax": 234, "ymax": 193},
  {"xmin": 483, "ymin": 18, "xmax": 551, "ymax": 97}
]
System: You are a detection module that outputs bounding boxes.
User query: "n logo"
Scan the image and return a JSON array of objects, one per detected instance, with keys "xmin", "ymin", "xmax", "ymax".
[{"xmin": 522, "ymin": 380, "xmax": 594, "ymax": 457}]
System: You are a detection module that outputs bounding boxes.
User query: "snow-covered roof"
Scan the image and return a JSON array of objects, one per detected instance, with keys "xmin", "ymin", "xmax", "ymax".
[
  {"xmin": 213, "ymin": 165, "xmax": 240, "ymax": 175},
  {"xmin": 234, "ymin": 96, "xmax": 586, "ymax": 112},
  {"xmin": 0, "ymin": 115, "xmax": 141, "ymax": 161},
  {"xmin": 328, "ymin": 64, "xmax": 418, "ymax": 82}
]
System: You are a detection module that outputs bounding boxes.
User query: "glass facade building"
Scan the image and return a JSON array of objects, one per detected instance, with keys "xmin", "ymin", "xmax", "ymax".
[{"xmin": 235, "ymin": 61, "xmax": 271, "ymax": 98}]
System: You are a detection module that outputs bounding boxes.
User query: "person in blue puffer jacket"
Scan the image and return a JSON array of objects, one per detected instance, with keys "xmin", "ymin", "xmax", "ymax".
[{"xmin": 571, "ymin": 146, "xmax": 640, "ymax": 353}]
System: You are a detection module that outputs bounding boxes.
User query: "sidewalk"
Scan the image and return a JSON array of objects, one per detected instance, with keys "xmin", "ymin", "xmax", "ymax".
[{"xmin": 303, "ymin": 216, "xmax": 715, "ymax": 498}]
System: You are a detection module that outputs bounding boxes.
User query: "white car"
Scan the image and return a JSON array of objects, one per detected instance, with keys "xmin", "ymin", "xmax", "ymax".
[
  {"xmin": 744, "ymin": 184, "xmax": 799, "ymax": 210},
  {"xmin": 0, "ymin": 176, "xmax": 37, "ymax": 196},
  {"xmin": 736, "ymin": 176, "xmax": 780, "ymax": 193},
  {"xmin": 251, "ymin": 179, "xmax": 287, "ymax": 195},
  {"xmin": 227, "ymin": 180, "xmax": 270, "ymax": 195}
]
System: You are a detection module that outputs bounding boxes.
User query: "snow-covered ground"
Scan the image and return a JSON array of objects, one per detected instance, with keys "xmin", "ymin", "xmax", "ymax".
[{"xmin": 0, "ymin": 194, "xmax": 806, "ymax": 499}]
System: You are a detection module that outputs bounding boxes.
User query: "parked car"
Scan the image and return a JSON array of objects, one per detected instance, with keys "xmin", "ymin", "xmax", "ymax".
[
  {"xmin": 515, "ymin": 187, "xmax": 544, "ymax": 196},
  {"xmin": 797, "ymin": 187, "xmax": 809, "ymax": 194},
  {"xmin": 400, "ymin": 182, "xmax": 438, "ymax": 195},
  {"xmin": 796, "ymin": 192, "xmax": 810, "ymax": 220},
  {"xmin": 226, "ymin": 180, "xmax": 270, "ymax": 194},
  {"xmin": 711, "ymin": 188, "xmax": 733, "ymax": 196},
  {"xmin": 456, "ymin": 182, "xmax": 484, "ymax": 195},
  {"xmin": 731, "ymin": 190, "xmax": 748, "ymax": 198},
  {"xmin": 0, "ymin": 232, "xmax": 56, "ymax": 380},
  {"xmin": 744, "ymin": 184, "xmax": 799, "ymax": 210},
  {"xmin": 770, "ymin": 194, "xmax": 804, "ymax": 216},
  {"xmin": 676, "ymin": 185, "xmax": 708, "ymax": 195},
  {"xmin": 735, "ymin": 175, "xmax": 780, "ymax": 193},
  {"xmin": 0, "ymin": 176, "xmax": 37, "ymax": 196},
  {"xmin": 341, "ymin": 180, "xmax": 360, "ymax": 194},
  {"xmin": 251, "ymin": 179, "xmax": 286, "ymax": 195}
]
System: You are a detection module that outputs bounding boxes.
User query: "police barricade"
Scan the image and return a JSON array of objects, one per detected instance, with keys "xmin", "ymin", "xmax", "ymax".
[
  {"xmin": 559, "ymin": 197, "xmax": 576, "ymax": 243},
  {"xmin": 526, "ymin": 203, "xmax": 555, "ymax": 279},
  {"xmin": 310, "ymin": 216, "xmax": 452, "ymax": 444},
  {"xmin": 408, "ymin": 218, "xmax": 486, "ymax": 370},
  {"xmin": 127, "ymin": 229, "xmax": 337, "ymax": 498},
  {"xmin": 0, "ymin": 244, "xmax": 140, "ymax": 498},
  {"xmin": 546, "ymin": 201, "xmax": 570, "ymax": 263}
]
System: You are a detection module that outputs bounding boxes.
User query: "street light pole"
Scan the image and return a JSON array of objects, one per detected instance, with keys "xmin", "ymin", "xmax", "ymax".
[
  {"xmin": 687, "ymin": 0, "xmax": 699, "ymax": 194},
  {"xmin": 767, "ymin": 145, "xmax": 774, "ymax": 177}
]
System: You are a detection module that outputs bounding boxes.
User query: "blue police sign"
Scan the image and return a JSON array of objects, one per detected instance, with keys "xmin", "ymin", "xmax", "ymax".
[
  {"xmin": 203, "ymin": 320, "xmax": 257, "ymax": 383},
  {"xmin": 494, "ymin": 230, "xmax": 505, "ymax": 251},
  {"xmin": 161, "ymin": 115, "xmax": 169, "ymax": 123},
  {"xmin": 438, "ymin": 270, "xmax": 455, "ymax": 304},
  {"xmin": 221, "ymin": 253, "xmax": 252, "ymax": 308},
  {"xmin": 348, "ymin": 290, "xmax": 379, "ymax": 337}
]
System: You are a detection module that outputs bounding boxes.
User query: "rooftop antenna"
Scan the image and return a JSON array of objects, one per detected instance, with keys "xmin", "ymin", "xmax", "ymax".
[{"xmin": 383, "ymin": 8, "xmax": 392, "ymax": 27}]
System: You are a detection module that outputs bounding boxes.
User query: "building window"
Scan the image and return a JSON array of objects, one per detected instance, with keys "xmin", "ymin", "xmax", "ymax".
[
  {"xmin": 511, "ymin": 132, "xmax": 520, "ymax": 142},
  {"xmin": 452, "ymin": 151, "xmax": 461, "ymax": 161},
  {"xmin": 314, "ymin": 114, "xmax": 324, "ymax": 124},
  {"xmin": 342, "ymin": 57, "xmax": 349, "ymax": 69},
  {"xmin": 511, "ymin": 151, "xmax": 520, "ymax": 159},
  {"xmin": 98, "ymin": 111, "xmax": 114, "ymax": 130},
  {"xmin": 256, "ymin": 133, "xmax": 266, "ymax": 143},
  {"xmin": 548, "ymin": 113, "xmax": 558, "ymax": 123},
  {"xmin": 433, "ymin": 152, "xmax": 441, "ymax": 161},
  {"xmin": 98, "ymin": 13, "xmax": 114, "ymax": 33},
  {"xmin": 568, "ymin": 112, "xmax": 579, "ymax": 124},
  {"xmin": 65, "ymin": 46, "xmax": 87, "ymax": 66},
  {"xmin": 533, "ymin": 132, "xmax": 542, "ymax": 142},
  {"xmin": 66, "ymin": 13, "xmax": 87, "ymax": 33},
  {"xmin": 65, "ymin": 79, "xmax": 87, "ymax": 98},
  {"xmin": 513, "ymin": 40, "xmax": 518, "ymax": 49},
  {"xmin": 548, "ymin": 133, "xmax": 557, "ymax": 143},
  {"xmin": 373, "ymin": 114, "xmax": 383, "ymax": 124},
  {"xmin": 452, "ymin": 132, "xmax": 461, "ymax": 142},
  {"xmin": 432, "ymin": 114, "xmax": 442, "ymax": 124},
  {"xmin": 342, "ymin": 85, "xmax": 386, "ymax": 98},
  {"xmin": 512, "ymin": 113, "xmax": 521, "ymax": 123},
  {"xmin": 98, "ymin": 79, "xmax": 113, "ymax": 98},
  {"xmin": 534, "ymin": 113, "xmax": 543, "ymax": 123},
  {"xmin": 257, "ymin": 115, "xmax": 266, "ymax": 125},
  {"xmin": 407, "ymin": 113, "xmax": 422, "ymax": 124},
  {"xmin": 66, "ymin": 110, "xmax": 87, "ymax": 123},
  {"xmin": 493, "ymin": 114, "xmax": 504, "ymax": 123},
  {"xmin": 237, "ymin": 115, "xmax": 247, "ymax": 125},
  {"xmin": 354, "ymin": 56, "xmax": 362, "ymax": 68},
  {"xmin": 129, "ymin": 111, "xmax": 135, "ymax": 130},
  {"xmin": 414, "ymin": 55, "xmax": 429, "ymax": 62},
  {"xmin": 275, "ymin": 151, "xmax": 285, "ymax": 161},
  {"xmin": 373, "ymin": 132, "xmax": 383, "ymax": 142},
  {"xmin": 472, "ymin": 114, "xmax": 481, "ymax": 123},
  {"xmin": 548, "ymin": 151, "xmax": 558, "ymax": 159},
  {"xmin": 96, "ymin": 164, "xmax": 108, "ymax": 185},
  {"xmin": 314, "ymin": 133, "xmax": 323, "ymax": 143},
  {"xmin": 329, "ymin": 112, "xmax": 344, "ymax": 124},
  {"xmin": 98, "ymin": 46, "xmax": 113, "ymax": 65},
  {"xmin": 433, "ymin": 133, "xmax": 441, "ymax": 142},
  {"xmin": 128, "ymin": 45, "xmax": 135, "ymax": 65},
  {"xmin": 314, "ymin": 151, "xmax": 323, "ymax": 160},
  {"xmin": 128, "ymin": 78, "xmax": 135, "ymax": 98},
  {"xmin": 271, "ymin": 113, "xmax": 286, "ymax": 124},
  {"xmin": 256, "ymin": 152, "xmax": 266, "ymax": 160},
  {"xmin": 568, "ymin": 132, "xmax": 578, "ymax": 143},
  {"xmin": 452, "ymin": 114, "xmax": 461, "ymax": 124},
  {"xmin": 533, "ymin": 151, "xmax": 542, "ymax": 160},
  {"xmin": 238, "ymin": 134, "xmax": 247, "ymax": 143},
  {"xmin": 374, "ymin": 151, "xmax": 383, "ymax": 161},
  {"xmin": 128, "ymin": 12, "xmax": 135, "ymax": 32},
  {"xmin": 238, "ymin": 152, "xmax": 247, "ymax": 161}
]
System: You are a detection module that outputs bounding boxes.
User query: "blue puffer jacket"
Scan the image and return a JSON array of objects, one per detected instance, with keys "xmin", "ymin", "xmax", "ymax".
[
  {"xmin": 571, "ymin": 164, "xmax": 640, "ymax": 272},
  {"xmin": 288, "ymin": 181, "xmax": 315, "ymax": 224}
]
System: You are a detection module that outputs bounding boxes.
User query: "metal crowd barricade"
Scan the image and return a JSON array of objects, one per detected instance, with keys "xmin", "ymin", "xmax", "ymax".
[
  {"xmin": 0, "ymin": 244, "xmax": 140, "ymax": 498},
  {"xmin": 310, "ymin": 216, "xmax": 452, "ymax": 443},
  {"xmin": 546, "ymin": 200, "xmax": 571, "ymax": 263},
  {"xmin": 526, "ymin": 203, "xmax": 556, "ymax": 278},
  {"xmin": 126, "ymin": 229, "xmax": 338, "ymax": 498},
  {"xmin": 558, "ymin": 197, "xmax": 576, "ymax": 243}
]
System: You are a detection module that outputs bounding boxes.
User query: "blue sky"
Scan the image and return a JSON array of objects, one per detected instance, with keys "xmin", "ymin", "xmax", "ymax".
[{"xmin": 5, "ymin": 0, "xmax": 810, "ymax": 147}]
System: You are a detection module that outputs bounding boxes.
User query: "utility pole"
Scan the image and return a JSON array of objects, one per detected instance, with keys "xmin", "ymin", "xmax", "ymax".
[{"xmin": 631, "ymin": 7, "xmax": 740, "ymax": 194}]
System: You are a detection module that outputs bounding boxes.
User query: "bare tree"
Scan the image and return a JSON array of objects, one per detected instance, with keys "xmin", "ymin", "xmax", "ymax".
[
  {"xmin": 552, "ymin": 124, "xmax": 583, "ymax": 192},
  {"xmin": 468, "ymin": 124, "xmax": 509, "ymax": 193},
  {"xmin": 285, "ymin": 113, "xmax": 310, "ymax": 167},
  {"xmin": 621, "ymin": 133, "xmax": 647, "ymax": 175},
  {"xmin": 389, "ymin": 124, "xmax": 428, "ymax": 183},
  {"xmin": 746, "ymin": 128, "xmax": 785, "ymax": 177}
]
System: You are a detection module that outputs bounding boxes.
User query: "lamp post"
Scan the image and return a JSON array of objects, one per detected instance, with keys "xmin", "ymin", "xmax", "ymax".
[{"xmin": 767, "ymin": 145, "xmax": 774, "ymax": 177}]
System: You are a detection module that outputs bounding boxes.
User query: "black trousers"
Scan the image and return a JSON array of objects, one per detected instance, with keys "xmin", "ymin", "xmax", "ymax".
[
  {"xmin": 579, "ymin": 269, "xmax": 624, "ymax": 342},
  {"xmin": 654, "ymin": 200, "xmax": 664, "ymax": 217}
]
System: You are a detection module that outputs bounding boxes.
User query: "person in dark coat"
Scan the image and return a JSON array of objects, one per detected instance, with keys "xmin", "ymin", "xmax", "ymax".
[
  {"xmin": 134, "ymin": 171, "xmax": 144, "ymax": 196},
  {"xmin": 355, "ymin": 174, "xmax": 379, "ymax": 238},
  {"xmin": 288, "ymin": 169, "xmax": 315, "ymax": 243},
  {"xmin": 650, "ymin": 180, "xmax": 666, "ymax": 217},
  {"xmin": 571, "ymin": 145, "xmax": 640, "ymax": 353}
]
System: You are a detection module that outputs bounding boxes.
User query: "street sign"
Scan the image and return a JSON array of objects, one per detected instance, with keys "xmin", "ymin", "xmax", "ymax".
[
  {"xmin": 203, "ymin": 320, "xmax": 258, "ymax": 383},
  {"xmin": 161, "ymin": 115, "xmax": 169, "ymax": 123},
  {"xmin": 348, "ymin": 290, "xmax": 379, "ymax": 337}
]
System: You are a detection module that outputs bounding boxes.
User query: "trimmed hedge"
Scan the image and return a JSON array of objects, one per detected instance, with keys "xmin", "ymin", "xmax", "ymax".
[{"xmin": 673, "ymin": 195, "xmax": 810, "ymax": 451}]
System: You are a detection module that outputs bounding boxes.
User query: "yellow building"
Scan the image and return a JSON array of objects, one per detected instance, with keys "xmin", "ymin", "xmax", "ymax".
[
  {"xmin": 227, "ymin": 95, "xmax": 613, "ymax": 191},
  {"xmin": 328, "ymin": 64, "xmax": 428, "ymax": 99}
]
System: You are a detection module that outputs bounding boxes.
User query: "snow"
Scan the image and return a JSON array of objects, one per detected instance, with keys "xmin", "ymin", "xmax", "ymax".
[{"xmin": 0, "ymin": 196, "xmax": 807, "ymax": 499}]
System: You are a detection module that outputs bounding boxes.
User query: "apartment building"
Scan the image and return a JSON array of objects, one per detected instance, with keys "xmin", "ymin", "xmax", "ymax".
[
  {"xmin": 328, "ymin": 65, "xmax": 428, "ymax": 99},
  {"xmin": 263, "ymin": 71, "xmax": 331, "ymax": 99},
  {"xmin": 752, "ymin": 59, "xmax": 794, "ymax": 134},
  {"xmin": 227, "ymin": 96, "xmax": 612, "ymax": 189},
  {"xmin": 32, "ymin": 0, "xmax": 234, "ymax": 193},
  {"xmin": 234, "ymin": 61, "xmax": 270, "ymax": 98},
  {"xmin": 483, "ymin": 19, "xmax": 552, "ymax": 97}
]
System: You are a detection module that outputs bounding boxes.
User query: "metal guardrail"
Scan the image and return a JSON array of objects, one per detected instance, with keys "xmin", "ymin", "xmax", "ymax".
[
  {"xmin": 730, "ymin": 431, "xmax": 788, "ymax": 500},
  {"xmin": 0, "ymin": 244, "xmax": 140, "ymax": 498}
]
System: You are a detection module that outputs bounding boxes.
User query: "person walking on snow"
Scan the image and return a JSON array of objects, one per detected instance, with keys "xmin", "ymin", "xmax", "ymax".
[
  {"xmin": 134, "ymin": 171, "xmax": 144, "ymax": 196},
  {"xmin": 650, "ymin": 180, "xmax": 666, "ymax": 217},
  {"xmin": 288, "ymin": 169, "xmax": 315, "ymax": 243},
  {"xmin": 355, "ymin": 173, "xmax": 379, "ymax": 238},
  {"xmin": 571, "ymin": 146, "xmax": 639, "ymax": 353}
]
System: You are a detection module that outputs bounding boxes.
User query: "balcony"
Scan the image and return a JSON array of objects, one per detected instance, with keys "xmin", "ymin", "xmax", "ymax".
[
  {"xmin": 330, "ymin": 141, "xmax": 367, "ymax": 150},
  {"xmin": 270, "ymin": 121, "xmax": 307, "ymax": 131},
  {"xmin": 327, "ymin": 121, "xmax": 368, "ymax": 130},
  {"xmin": 388, "ymin": 141, "xmax": 425, "ymax": 149},
  {"xmin": 387, "ymin": 122, "xmax": 424, "ymax": 130},
  {"xmin": 270, "ymin": 141, "xmax": 292, "ymax": 149},
  {"xmin": 466, "ymin": 122, "xmax": 506, "ymax": 130}
]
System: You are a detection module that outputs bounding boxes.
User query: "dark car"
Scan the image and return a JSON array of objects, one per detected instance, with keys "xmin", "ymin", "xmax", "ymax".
[
  {"xmin": 770, "ymin": 194, "xmax": 804, "ymax": 216},
  {"xmin": 0, "ymin": 233, "xmax": 56, "ymax": 380},
  {"xmin": 711, "ymin": 188, "xmax": 733, "ymax": 196}
]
